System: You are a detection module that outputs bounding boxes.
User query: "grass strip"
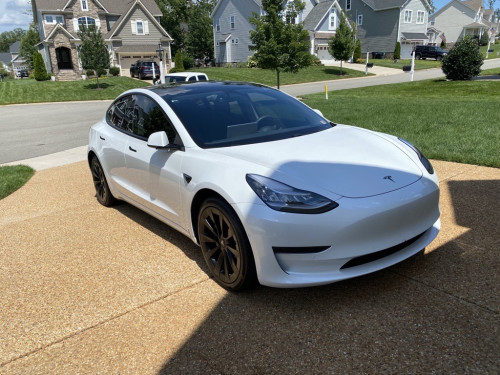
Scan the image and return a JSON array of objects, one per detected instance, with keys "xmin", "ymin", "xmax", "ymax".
[
  {"xmin": 302, "ymin": 79, "xmax": 500, "ymax": 168},
  {"xmin": 0, "ymin": 165, "xmax": 35, "ymax": 199}
]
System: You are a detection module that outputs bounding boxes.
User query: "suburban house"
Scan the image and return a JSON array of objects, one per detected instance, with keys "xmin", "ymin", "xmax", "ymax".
[
  {"xmin": 8, "ymin": 41, "xmax": 29, "ymax": 76},
  {"xmin": 0, "ymin": 52, "xmax": 11, "ymax": 72},
  {"xmin": 340, "ymin": 0, "xmax": 432, "ymax": 59},
  {"xmin": 429, "ymin": 0, "xmax": 499, "ymax": 45},
  {"xmin": 210, "ymin": 0, "xmax": 345, "ymax": 64},
  {"xmin": 31, "ymin": 0, "xmax": 173, "ymax": 80}
]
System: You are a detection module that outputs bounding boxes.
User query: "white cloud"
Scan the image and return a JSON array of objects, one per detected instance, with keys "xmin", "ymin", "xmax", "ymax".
[{"xmin": 0, "ymin": 0, "xmax": 32, "ymax": 32}]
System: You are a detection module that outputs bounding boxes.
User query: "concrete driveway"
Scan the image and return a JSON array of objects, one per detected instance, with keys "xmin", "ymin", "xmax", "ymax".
[{"xmin": 0, "ymin": 160, "xmax": 498, "ymax": 374}]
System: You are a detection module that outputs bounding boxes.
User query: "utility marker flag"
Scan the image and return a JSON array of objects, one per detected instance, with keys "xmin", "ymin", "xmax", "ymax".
[{"xmin": 325, "ymin": 84, "xmax": 328, "ymax": 100}]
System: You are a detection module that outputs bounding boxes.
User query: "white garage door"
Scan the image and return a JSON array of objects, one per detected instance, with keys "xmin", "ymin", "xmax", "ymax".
[{"xmin": 317, "ymin": 46, "xmax": 333, "ymax": 60}]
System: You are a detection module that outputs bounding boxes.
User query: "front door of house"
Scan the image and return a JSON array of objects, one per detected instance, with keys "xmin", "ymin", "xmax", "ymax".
[{"xmin": 56, "ymin": 47, "xmax": 73, "ymax": 69}]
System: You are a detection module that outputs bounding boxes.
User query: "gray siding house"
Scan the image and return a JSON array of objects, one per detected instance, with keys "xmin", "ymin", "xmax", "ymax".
[
  {"xmin": 429, "ymin": 0, "xmax": 499, "ymax": 45},
  {"xmin": 32, "ymin": 0, "xmax": 173, "ymax": 80},
  {"xmin": 211, "ymin": 0, "xmax": 344, "ymax": 64},
  {"xmin": 340, "ymin": 0, "xmax": 432, "ymax": 59}
]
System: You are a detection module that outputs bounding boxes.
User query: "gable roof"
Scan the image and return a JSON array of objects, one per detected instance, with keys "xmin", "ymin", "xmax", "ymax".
[
  {"xmin": 431, "ymin": 0, "xmax": 483, "ymax": 20},
  {"xmin": 9, "ymin": 41, "xmax": 21, "ymax": 54},
  {"xmin": 211, "ymin": 0, "xmax": 262, "ymax": 18},
  {"xmin": 33, "ymin": 0, "xmax": 161, "ymax": 16},
  {"xmin": 44, "ymin": 22, "xmax": 79, "ymax": 41},
  {"xmin": 461, "ymin": 0, "xmax": 483, "ymax": 11},
  {"xmin": 361, "ymin": 0, "xmax": 431, "ymax": 11},
  {"xmin": 0, "ymin": 52, "xmax": 12, "ymax": 65},
  {"xmin": 304, "ymin": 1, "xmax": 335, "ymax": 30},
  {"xmin": 105, "ymin": 0, "xmax": 171, "ymax": 40}
]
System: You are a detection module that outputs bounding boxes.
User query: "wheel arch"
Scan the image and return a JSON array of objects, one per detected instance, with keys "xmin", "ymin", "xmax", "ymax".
[{"xmin": 190, "ymin": 188, "xmax": 229, "ymax": 244}]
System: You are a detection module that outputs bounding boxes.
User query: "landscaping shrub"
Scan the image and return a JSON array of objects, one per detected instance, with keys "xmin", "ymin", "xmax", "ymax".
[
  {"xmin": 109, "ymin": 66, "xmax": 120, "ymax": 76},
  {"xmin": 236, "ymin": 61, "xmax": 248, "ymax": 68},
  {"xmin": 182, "ymin": 55, "xmax": 194, "ymax": 70},
  {"xmin": 33, "ymin": 51, "xmax": 49, "ymax": 81},
  {"xmin": 86, "ymin": 69, "xmax": 95, "ymax": 77},
  {"xmin": 247, "ymin": 55, "xmax": 257, "ymax": 68},
  {"xmin": 310, "ymin": 55, "xmax": 323, "ymax": 66},
  {"xmin": 97, "ymin": 68, "xmax": 107, "ymax": 77},
  {"xmin": 479, "ymin": 32, "xmax": 489, "ymax": 46},
  {"xmin": 440, "ymin": 40, "xmax": 446, "ymax": 49},
  {"xmin": 173, "ymin": 50, "xmax": 184, "ymax": 72},
  {"xmin": 394, "ymin": 41, "xmax": 401, "ymax": 60},
  {"xmin": 353, "ymin": 39, "xmax": 362, "ymax": 62},
  {"xmin": 442, "ymin": 35, "xmax": 483, "ymax": 80}
]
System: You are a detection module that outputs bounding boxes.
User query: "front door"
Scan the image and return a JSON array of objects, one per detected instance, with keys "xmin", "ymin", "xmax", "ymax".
[{"xmin": 56, "ymin": 47, "xmax": 73, "ymax": 69}]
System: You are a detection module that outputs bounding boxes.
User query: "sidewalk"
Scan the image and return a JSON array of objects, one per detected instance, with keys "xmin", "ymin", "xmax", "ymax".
[
  {"xmin": 321, "ymin": 59, "xmax": 403, "ymax": 76},
  {"xmin": 0, "ymin": 160, "xmax": 498, "ymax": 374}
]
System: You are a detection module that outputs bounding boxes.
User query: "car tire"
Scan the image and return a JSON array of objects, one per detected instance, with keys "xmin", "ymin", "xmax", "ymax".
[
  {"xmin": 415, "ymin": 54, "xmax": 421, "ymax": 60},
  {"xmin": 90, "ymin": 156, "xmax": 116, "ymax": 207},
  {"xmin": 197, "ymin": 197, "xmax": 256, "ymax": 291},
  {"xmin": 138, "ymin": 72, "xmax": 143, "ymax": 80}
]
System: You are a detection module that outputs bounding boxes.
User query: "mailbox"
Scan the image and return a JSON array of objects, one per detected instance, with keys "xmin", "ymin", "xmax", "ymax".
[
  {"xmin": 488, "ymin": 49, "xmax": 494, "ymax": 53},
  {"xmin": 366, "ymin": 63, "xmax": 374, "ymax": 68},
  {"xmin": 402, "ymin": 65, "xmax": 412, "ymax": 72}
]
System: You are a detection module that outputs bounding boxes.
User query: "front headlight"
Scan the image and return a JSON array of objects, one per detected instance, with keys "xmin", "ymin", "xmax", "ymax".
[
  {"xmin": 398, "ymin": 138, "xmax": 434, "ymax": 174},
  {"xmin": 246, "ymin": 174, "xmax": 338, "ymax": 214}
]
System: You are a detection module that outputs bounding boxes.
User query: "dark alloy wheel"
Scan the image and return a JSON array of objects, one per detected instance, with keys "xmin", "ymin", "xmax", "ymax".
[
  {"xmin": 90, "ymin": 156, "xmax": 116, "ymax": 207},
  {"xmin": 198, "ymin": 197, "xmax": 256, "ymax": 291}
]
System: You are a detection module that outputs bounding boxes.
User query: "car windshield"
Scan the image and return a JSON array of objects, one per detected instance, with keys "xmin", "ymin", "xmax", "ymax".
[
  {"xmin": 165, "ymin": 75, "xmax": 188, "ymax": 82},
  {"xmin": 156, "ymin": 82, "xmax": 332, "ymax": 148}
]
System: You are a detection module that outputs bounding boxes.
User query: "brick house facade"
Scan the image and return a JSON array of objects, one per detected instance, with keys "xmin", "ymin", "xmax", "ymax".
[{"xmin": 32, "ymin": 0, "xmax": 172, "ymax": 80}]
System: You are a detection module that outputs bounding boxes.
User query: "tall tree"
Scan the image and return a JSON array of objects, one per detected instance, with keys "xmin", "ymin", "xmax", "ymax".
[
  {"xmin": 156, "ymin": 0, "xmax": 191, "ymax": 56},
  {"xmin": 19, "ymin": 23, "xmax": 40, "ymax": 70},
  {"xmin": 77, "ymin": 26, "xmax": 110, "ymax": 88},
  {"xmin": 328, "ymin": 14, "xmax": 355, "ymax": 76},
  {"xmin": 249, "ymin": 0, "xmax": 312, "ymax": 89},
  {"xmin": 0, "ymin": 28, "xmax": 27, "ymax": 52},
  {"xmin": 186, "ymin": 0, "xmax": 215, "ymax": 62},
  {"xmin": 427, "ymin": 0, "xmax": 435, "ymax": 14},
  {"xmin": 487, "ymin": 0, "xmax": 495, "ymax": 9}
]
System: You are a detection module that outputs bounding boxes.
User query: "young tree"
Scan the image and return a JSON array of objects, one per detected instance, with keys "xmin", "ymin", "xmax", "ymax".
[
  {"xmin": 249, "ymin": 0, "xmax": 312, "ymax": 89},
  {"xmin": 442, "ymin": 35, "xmax": 483, "ymax": 80},
  {"xmin": 33, "ymin": 51, "xmax": 49, "ymax": 81},
  {"xmin": 394, "ymin": 41, "xmax": 401, "ymax": 60},
  {"xmin": 328, "ymin": 14, "xmax": 355, "ymax": 75},
  {"xmin": 353, "ymin": 39, "xmax": 362, "ymax": 62},
  {"xmin": 440, "ymin": 39, "xmax": 446, "ymax": 49},
  {"xmin": 19, "ymin": 23, "xmax": 40, "ymax": 70},
  {"xmin": 427, "ymin": 0, "xmax": 435, "ymax": 14},
  {"xmin": 77, "ymin": 25, "xmax": 110, "ymax": 88},
  {"xmin": 173, "ymin": 50, "xmax": 185, "ymax": 72}
]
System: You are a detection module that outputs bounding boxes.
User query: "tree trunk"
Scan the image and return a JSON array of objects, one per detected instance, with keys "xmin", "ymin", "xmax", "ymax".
[
  {"xmin": 276, "ymin": 69, "xmax": 280, "ymax": 89},
  {"xmin": 340, "ymin": 60, "xmax": 343, "ymax": 76}
]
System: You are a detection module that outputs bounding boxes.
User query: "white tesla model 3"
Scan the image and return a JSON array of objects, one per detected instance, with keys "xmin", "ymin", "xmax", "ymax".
[{"xmin": 88, "ymin": 81, "xmax": 440, "ymax": 291}]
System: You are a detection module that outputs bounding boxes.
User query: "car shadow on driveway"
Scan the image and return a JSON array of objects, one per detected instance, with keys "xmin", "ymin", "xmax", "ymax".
[{"xmin": 153, "ymin": 177, "xmax": 499, "ymax": 374}]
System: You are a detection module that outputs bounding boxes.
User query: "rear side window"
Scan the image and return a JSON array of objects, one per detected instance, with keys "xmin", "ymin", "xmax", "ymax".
[
  {"xmin": 188, "ymin": 76, "xmax": 197, "ymax": 81},
  {"xmin": 107, "ymin": 94, "xmax": 181, "ymax": 144},
  {"xmin": 198, "ymin": 75, "xmax": 208, "ymax": 81}
]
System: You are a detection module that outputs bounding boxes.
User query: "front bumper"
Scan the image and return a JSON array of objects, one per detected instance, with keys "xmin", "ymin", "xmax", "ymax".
[{"xmin": 234, "ymin": 176, "xmax": 440, "ymax": 288}]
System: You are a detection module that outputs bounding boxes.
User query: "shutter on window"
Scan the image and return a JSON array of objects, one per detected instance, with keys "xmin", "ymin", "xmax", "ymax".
[
  {"xmin": 73, "ymin": 18, "xmax": 78, "ymax": 32},
  {"xmin": 96, "ymin": 18, "xmax": 101, "ymax": 30},
  {"xmin": 131, "ymin": 20, "xmax": 137, "ymax": 34},
  {"xmin": 144, "ymin": 21, "xmax": 149, "ymax": 35}
]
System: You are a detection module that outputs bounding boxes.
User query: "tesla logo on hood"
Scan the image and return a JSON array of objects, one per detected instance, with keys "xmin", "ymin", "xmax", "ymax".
[{"xmin": 383, "ymin": 176, "xmax": 395, "ymax": 183}]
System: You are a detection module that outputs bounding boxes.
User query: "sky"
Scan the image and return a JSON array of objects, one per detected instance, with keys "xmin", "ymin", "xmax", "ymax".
[{"xmin": 0, "ymin": 0, "xmax": 498, "ymax": 34}]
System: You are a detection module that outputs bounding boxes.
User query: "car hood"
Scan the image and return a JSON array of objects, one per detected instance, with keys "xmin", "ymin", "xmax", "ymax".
[{"xmin": 211, "ymin": 126, "xmax": 423, "ymax": 198}]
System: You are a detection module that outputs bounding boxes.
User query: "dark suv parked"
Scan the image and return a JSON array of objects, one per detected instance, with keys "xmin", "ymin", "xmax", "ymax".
[
  {"xmin": 413, "ymin": 45, "xmax": 447, "ymax": 61},
  {"xmin": 130, "ymin": 61, "xmax": 160, "ymax": 80}
]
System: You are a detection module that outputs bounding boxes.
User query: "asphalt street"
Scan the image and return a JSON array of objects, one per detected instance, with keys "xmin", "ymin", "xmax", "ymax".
[{"xmin": 0, "ymin": 58, "xmax": 499, "ymax": 164}]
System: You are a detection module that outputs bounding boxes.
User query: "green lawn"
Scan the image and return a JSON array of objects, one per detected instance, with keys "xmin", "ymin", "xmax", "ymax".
[
  {"xmin": 0, "ymin": 76, "xmax": 150, "ymax": 105},
  {"xmin": 194, "ymin": 66, "xmax": 367, "ymax": 87},
  {"xmin": 480, "ymin": 67, "xmax": 500, "ymax": 76},
  {"xmin": 480, "ymin": 44, "xmax": 500, "ymax": 59},
  {"xmin": 368, "ymin": 58, "xmax": 442, "ymax": 70},
  {"xmin": 302, "ymin": 79, "xmax": 500, "ymax": 167},
  {"xmin": 0, "ymin": 165, "xmax": 35, "ymax": 199}
]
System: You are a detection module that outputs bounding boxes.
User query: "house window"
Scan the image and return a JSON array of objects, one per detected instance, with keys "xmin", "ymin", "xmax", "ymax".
[
  {"xmin": 346, "ymin": 0, "xmax": 351, "ymax": 11},
  {"xmin": 136, "ymin": 20, "xmax": 144, "ymax": 35},
  {"xmin": 357, "ymin": 14, "xmax": 363, "ymax": 26},
  {"xmin": 230, "ymin": 15, "xmax": 235, "ymax": 29},
  {"xmin": 78, "ymin": 16, "xmax": 95, "ymax": 29},
  {"xmin": 417, "ymin": 11, "xmax": 425, "ymax": 24},
  {"xmin": 329, "ymin": 10, "xmax": 336, "ymax": 30},
  {"xmin": 216, "ymin": 41, "xmax": 220, "ymax": 46},
  {"xmin": 81, "ymin": 0, "xmax": 88, "ymax": 11},
  {"xmin": 404, "ymin": 10, "xmax": 412, "ymax": 23},
  {"xmin": 215, "ymin": 19, "xmax": 220, "ymax": 32},
  {"xmin": 231, "ymin": 38, "xmax": 239, "ymax": 44},
  {"xmin": 45, "ymin": 15, "xmax": 64, "ymax": 24}
]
